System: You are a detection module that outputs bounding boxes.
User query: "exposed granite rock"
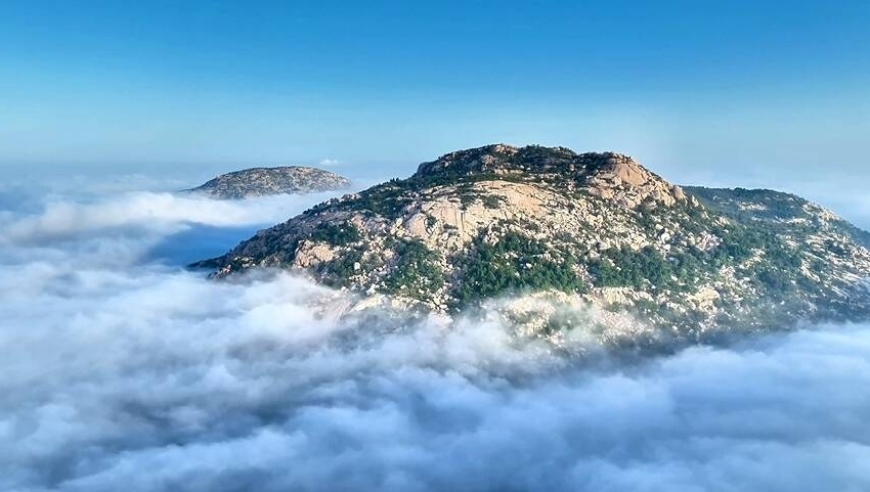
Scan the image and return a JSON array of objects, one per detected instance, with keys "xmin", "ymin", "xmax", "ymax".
[{"xmin": 194, "ymin": 144, "xmax": 870, "ymax": 344}]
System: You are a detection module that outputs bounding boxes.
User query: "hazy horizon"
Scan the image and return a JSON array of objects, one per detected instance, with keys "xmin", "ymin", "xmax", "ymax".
[
  {"xmin": 3, "ymin": 151, "xmax": 870, "ymax": 232},
  {"xmin": 3, "ymin": 2, "xmax": 870, "ymax": 490},
  {"xmin": 2, "ymin": 2, "xmax": 869, "ymax": 184},
  {"xmin": 3, "ymin": 1, "xmax": 869, "ymax": 226}
]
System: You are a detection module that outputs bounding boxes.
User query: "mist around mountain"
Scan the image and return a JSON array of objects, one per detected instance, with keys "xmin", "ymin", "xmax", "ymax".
[
  {"xmin": 2, "ymin": 174, "xmax": 870, "ymax": 491},
  {"xmin": 198, "ymin": 145, "xmax": 870, "ymax": 347}
]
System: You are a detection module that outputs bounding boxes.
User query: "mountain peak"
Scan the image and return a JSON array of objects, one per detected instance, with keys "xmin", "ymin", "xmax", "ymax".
[
  {"xmin": 415, "ymin": 144, "xmax": 577, "ymax": 178},
  {"xmin": 188, "ymin": 166, "xmax": 351, "ymax": 199},
  {"xmin": 414, "ymin": 144, "xmax": 649, "ymax": 185},
  {"xmin": 410, "ymin": 144, "xmax": 684, "ymax": 210},
  {"xmin": 194, "ymin": 145, "xmax": 870, "ymax": 342}
]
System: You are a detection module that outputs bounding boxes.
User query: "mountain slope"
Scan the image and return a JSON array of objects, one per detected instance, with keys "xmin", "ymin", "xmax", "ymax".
[
  {"xmin": 196, "ymin": 145, "xmax": 870, "ymax": 337},
  {"xmin": 188, "ymin": 166, "xmax": 351, "ymax": 199},
  {"xmin": 685, "ymin": 186, "xmax": 870, "ymax": 249}
]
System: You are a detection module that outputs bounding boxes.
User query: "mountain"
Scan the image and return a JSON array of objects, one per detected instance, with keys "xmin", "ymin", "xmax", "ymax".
[
  {"xmin": 194, "ymin": 145, "xmax": 870, "ymax": 340},
  {"xmin": 187, "ymin": 166, "xmax": 351, "ymax": 199}
]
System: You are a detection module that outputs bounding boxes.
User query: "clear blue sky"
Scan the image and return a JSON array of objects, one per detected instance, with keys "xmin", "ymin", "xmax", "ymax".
[{"xmin": 1, "ymin": 0, "xmax": 868, "ymax": 197}]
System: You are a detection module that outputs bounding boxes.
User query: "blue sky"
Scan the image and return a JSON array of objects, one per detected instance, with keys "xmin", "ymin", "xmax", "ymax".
[{"xmin": 1, "ymin": 0, "xmax": 868, "ymax": 204}]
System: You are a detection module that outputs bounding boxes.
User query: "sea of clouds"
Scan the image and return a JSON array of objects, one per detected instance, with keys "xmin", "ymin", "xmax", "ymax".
[{"xmin": 1, "ymin": 179, "xmax": 870, "ymax": 492}]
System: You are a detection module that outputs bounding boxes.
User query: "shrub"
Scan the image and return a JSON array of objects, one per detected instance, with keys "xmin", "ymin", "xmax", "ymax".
[
  {"xmin": 482, "ymin": 195, "xmax": 503, "ymax": 209},
  {"xmin": 453, "ymin": 231, "xmax": 586, "ymax": 305},
  {"xmin": 588, "ymin": 246, "xmax": 675, "ymax": 290},
  {"xmin": 382, "ymin": 239, "xmax": 445, "ymax": 301},
  {"xmin": 309, "ymin": 222, "xmax": 361, "ymax": 246}
]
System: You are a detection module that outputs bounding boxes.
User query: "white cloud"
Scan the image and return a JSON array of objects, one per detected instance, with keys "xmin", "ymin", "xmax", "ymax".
[
  {"xmin": 318, "ymin": 158, "xmax": 341, "ymax": 167},
  {"xmin": 1, "ymin": 182, "xmax": 869, "ymax": 491},
  {"xmin": 0, "ymin": 190, "xmax": 344, "ymax": 245}
]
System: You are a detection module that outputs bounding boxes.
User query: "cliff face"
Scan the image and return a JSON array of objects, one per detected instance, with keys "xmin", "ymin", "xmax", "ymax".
[
  {"xmin": 195, "ymin": 145, "xmax": 870, "ymax": 341},
  {"xmin": 188, "ymin": 166, "xmax": 351, "ymax": 199}
]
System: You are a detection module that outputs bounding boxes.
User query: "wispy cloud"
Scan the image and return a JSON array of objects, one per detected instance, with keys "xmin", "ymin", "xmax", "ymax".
[
  {"xmin": 1, "ymin": 183, "xmax": 869, "ymax": 491},
  {"xmin": 318, "ymin": 158, "xmax": 341, "ymax": 167}
]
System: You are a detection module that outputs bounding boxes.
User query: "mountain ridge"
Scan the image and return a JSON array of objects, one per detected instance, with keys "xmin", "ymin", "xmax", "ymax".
[
  {"xmin": 188, "ymin": 165, "xmax": 351, "ymax": 199},
  {"xmin": 194, "ymin": 144, "xmax": 870, "ymax": 341}
]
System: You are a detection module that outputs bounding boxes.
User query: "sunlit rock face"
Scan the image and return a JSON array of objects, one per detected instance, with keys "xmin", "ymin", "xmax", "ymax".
[{"xmin": 196, "ymin": 144, "xmax": 870, "ymax": 341}]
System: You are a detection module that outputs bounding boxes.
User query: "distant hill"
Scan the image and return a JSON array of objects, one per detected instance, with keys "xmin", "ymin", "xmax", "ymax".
[
  {"xmin": 188, "ymin": 166, "xmax": 351, "ymax": 199},
  {"xmin": 194, "ymin": 145, "xmax": 870, "ymax": 342}
]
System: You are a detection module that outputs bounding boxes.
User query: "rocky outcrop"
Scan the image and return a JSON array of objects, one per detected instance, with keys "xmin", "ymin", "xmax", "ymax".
[
  {"xmin": 188, "ymin": 166, "xmax": 351, "ymax": 199},
  {"xmin": 195, "ymin": 144, "xmax": 870, "ymax": 341}
]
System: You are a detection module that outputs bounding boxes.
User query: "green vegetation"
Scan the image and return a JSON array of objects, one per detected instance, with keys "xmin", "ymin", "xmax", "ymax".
[
  {"xmin": 322, "ymin": 248, "xmax": 364, "ymax": 287},
  {"xmin": 588, "ymin": 246, "xmax": 677, "ymax": 290},
  {"xmin": 381, "ymin": 239, "xmax": 445, "ymax": 301},
  {"xmin": 687, "ymin": 186, "xmax": 870, "ymax": 249},
  {"xmin": 345, "ymin": 178, "xmax": 415, "ymax": 218},
  {"xmin": 322, "ymin": 247, "xmax": 384, "ymax": 288},
  {"xmin": 709, "ymin": 223, "xmax": 803, "ymax": 269},
  {"xmin": 686, "ymin": 187, "xmax": 809, "ymax": 222},
  {"xmin": 453, "ymin": 231, "xmax": 586, "ymax": 305},
  {"xmin": 482, "ymin": 195, "xmax": 503, "ymax": 209},
  {"xmin": 754, "ymin": 267, "xmax": 793, "ymax": 293},
  {"xmin": 459, "ymin": 193, "xmax": 477, "ymax": 208},
  {"xmin": 309, "ymin": 222, "xmax": 361, "ymax": 246}
]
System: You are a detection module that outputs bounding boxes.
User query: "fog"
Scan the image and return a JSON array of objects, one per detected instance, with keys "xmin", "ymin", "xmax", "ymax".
[{"xmin": 2, "ymin": 181, "xmax": 870, "ymax": 491}]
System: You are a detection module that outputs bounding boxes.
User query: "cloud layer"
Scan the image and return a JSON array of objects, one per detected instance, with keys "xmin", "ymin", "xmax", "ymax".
[{"xmin": 1, "ymin": 186, "xmax": 869, "ymax": 491}]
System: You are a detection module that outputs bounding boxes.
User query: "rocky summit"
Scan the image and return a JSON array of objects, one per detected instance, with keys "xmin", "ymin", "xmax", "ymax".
[
  {"xmin": 188, "ymin": 166, "xmax": 351, "ymax": 199},
  {"xmin": 195, "ymin": 144, "xmax": 870, "ymax": 344}
]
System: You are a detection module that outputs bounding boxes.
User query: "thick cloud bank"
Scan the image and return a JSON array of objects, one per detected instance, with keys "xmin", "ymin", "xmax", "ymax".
[{"xmin": 1, "ymin": 185, "xmax": 869, "ymax": 491}]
